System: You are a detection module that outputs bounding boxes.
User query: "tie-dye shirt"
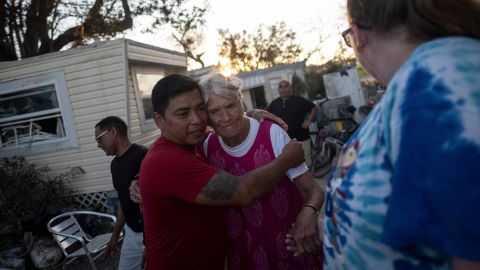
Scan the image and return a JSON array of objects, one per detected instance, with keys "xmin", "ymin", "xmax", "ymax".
[{"xmin": 324, "ymin": 37, "xmax": 480, "ymax": 270}]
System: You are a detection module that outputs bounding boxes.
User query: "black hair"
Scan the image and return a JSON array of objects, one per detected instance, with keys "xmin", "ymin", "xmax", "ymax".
[
  {"xmin": 95, "ymin": 116, "xmax": 128, "ymax": 136},
  {"xmin": 151, "ymin": 74, "xmax": 201, "ymax": 116}
]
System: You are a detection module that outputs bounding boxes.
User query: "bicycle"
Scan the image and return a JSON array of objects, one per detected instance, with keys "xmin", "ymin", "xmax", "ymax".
[
  {"xmin": 309, "ymin": 118, "xmax": 354, "ymax": 178},
  {"xmin": 309, "ymin": 98, "xmax": 359, "ymax": 178}
]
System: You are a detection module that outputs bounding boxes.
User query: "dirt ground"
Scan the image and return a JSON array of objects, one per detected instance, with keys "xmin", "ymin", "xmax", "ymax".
[{"xmin": 59, "ymin": 251, "xmax": 120, "ymax": 270}]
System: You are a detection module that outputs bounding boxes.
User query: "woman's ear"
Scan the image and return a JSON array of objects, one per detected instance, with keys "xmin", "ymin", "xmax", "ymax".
[{"xmin": 351, "ymin": 24, "xmax": 368, "ymax": 51}]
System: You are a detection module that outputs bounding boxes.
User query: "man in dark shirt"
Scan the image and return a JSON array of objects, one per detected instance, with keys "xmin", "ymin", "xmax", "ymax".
[
  {"xmin": 95, "ymin": 116, "xmax": 147, "ymax": 270},
  {"xmin": 267, "ymin": 80, "xmax": 317, "ymax": 165}
]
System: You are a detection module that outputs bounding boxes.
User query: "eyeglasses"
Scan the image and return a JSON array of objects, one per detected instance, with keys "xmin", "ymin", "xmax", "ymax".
[
  {"xmin": 95, "ymin": 129, "xmax": 110, "ymax": 143},
  {"xmin": 341, "ymin": 27, "xmax": 354, "ymax": 48}
]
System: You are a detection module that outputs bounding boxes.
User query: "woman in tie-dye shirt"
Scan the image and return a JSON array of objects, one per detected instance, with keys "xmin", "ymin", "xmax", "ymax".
[{"xmin": 289, "ymin": 0, "xmax": 480, "ymax": 269}]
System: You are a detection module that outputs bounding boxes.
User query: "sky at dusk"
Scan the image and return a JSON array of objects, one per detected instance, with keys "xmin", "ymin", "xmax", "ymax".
[{"xmin": 123, "ymin": 0, "xmax": 349, "ymax": 69}]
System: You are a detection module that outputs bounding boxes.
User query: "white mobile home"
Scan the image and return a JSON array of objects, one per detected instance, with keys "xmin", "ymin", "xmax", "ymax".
[
  {"xmin": 188, "ymin": 62, "xmax": 306, "ymax": 110},
  {"xmin": 237, "ymin": 61, "xmax": 306, "ymax": 110},
  {"xmin": 0, "ymin": 39, "xmax": 187, "ymax": 199}
]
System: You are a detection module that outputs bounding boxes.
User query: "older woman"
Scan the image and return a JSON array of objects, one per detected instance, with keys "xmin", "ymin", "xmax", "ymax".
[
  {"xmin": 289, "ymin": 0, "xmax": 480, "ymax": 270},
  {"xmin": 199, "ymin": 73, "xmax": 324, "ymax": 269}
]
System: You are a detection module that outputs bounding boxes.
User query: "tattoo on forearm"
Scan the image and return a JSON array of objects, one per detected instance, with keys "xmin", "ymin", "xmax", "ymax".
[{"xmin": 201, "ymin": 170, "xmax": 238, "ymax": 201}]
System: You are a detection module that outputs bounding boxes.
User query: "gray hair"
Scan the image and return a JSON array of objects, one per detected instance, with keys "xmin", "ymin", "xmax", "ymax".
[{"xmin": 199, "ymin": 73, "xmax": 244, "ymax": 104}]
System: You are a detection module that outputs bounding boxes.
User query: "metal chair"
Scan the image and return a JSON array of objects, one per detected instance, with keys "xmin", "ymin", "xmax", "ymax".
[{"xmin": 47, "ymin": 211, "xmax": 120, "ymax": 270}]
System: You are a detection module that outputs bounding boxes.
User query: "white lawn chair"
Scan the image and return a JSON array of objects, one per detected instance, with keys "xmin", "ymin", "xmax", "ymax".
[{"xmin": 47, "ymin": 211, "xmax": 120, "ymax": 270}]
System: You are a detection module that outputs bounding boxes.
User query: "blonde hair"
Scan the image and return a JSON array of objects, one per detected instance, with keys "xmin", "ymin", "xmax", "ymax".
[{"xmin": 199, "ymin": 73, "xmax": 244, "ymax": 103}]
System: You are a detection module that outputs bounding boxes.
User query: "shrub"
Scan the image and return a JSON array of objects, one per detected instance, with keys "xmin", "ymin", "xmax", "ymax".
[{"xmin": 0, "ymin": 156, "xmax": 84, "ymax": 238}]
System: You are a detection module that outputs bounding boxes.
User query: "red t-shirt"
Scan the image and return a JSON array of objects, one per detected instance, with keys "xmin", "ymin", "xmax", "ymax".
[{"xmin": 140, "ymin": 137, "xmax": 227, "ymax": 270}]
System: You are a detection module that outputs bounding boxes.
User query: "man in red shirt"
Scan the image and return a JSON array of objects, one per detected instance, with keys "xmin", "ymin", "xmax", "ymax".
[{"xmin": 139, "ymin": 74, "xmax": 304, "ymax": 269}]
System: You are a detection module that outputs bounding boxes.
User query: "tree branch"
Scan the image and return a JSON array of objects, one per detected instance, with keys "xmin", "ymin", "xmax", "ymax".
[{"xmin": 52, "ymin": 0, "xmax": 133, "ymax": 51}]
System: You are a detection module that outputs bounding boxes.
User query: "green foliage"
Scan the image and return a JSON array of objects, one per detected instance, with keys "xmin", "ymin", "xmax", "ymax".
[
  {"xmin": 300, "ymin": 57, "xmax": 358, "ymax": 100},
  {"xmin": 291, "ymin": 74, "xmax": 307, "ymax": 95},
  {"xmin": 276, "ymin": 35, "xmax": 359, "ymax": 100},
  {"xmin": 218, "ymin": 22, "xmax": 303, "ymax": 73},
  {"xmin": 291, "ymin": 72, "xmax": 319, "ymax": 99},
  {"xmin": 355, "ymin": 63, "xmax": 371, "ymax": 79},
  {"xmin": 303, "ymin": 70, "xmax": 327, "ymax": 100},
  {"xmin": 0, "ymin": 156, "xmax": 84, "ymax": 235}
]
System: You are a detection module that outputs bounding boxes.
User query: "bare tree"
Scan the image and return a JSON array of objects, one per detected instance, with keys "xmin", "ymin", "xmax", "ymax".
[
  {"xmin": 139, "ymin": 0, "xmax": 209, "ymax": 67},
  {"xmin": 217, "ymin": 22, "xmax": 303, "ymax": 73}
]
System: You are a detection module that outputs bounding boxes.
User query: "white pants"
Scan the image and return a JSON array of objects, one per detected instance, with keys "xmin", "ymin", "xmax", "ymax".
[
  {"xmin": 118, "ymin": 224, "xmax": 144, "ymax": 270},
  {"xmin": 301, "ymin": 139, "xmax": 312, "ymax": 166}
]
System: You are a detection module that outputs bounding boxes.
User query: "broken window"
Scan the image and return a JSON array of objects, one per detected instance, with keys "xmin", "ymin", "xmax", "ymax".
[{"xmin": 0, "ymin": 72, "xmax": 78, "ymax": 155}]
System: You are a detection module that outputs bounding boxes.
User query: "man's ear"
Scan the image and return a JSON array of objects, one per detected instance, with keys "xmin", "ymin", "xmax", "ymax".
[
  {"xmin": 153, "ymin": 112, "xmax": 164, "ymax": 129},
  {"xmin": 110, "ymin": 127, "xmax": 118, "ymax": 138},
  {"xmin": 351, "ymin": 24, "xmax": 367, "ymax": 51}
]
